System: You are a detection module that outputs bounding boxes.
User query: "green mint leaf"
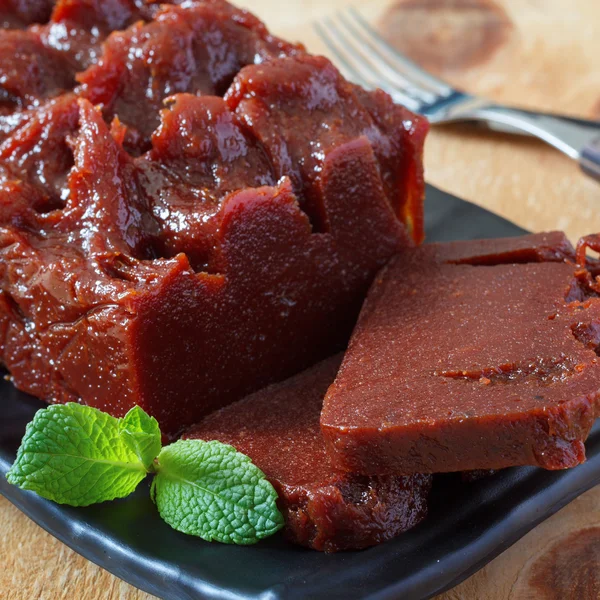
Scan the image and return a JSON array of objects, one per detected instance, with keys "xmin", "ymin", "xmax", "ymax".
[
  {"xmin": 151, "ymin": 439, "xmax": 284, "ymax": 545},
  {"xmin": 6, "ymin": 403, "xmax": 147, "ymax": 506},
  {"xmin": 118, "ymin": 406, "xmax": 162, "ymax": 470}
]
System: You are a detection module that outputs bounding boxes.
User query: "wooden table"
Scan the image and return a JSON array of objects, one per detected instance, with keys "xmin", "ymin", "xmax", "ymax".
[{"xmin": 2, "ymin": 0, "xmax": 600, "ymax": 598}]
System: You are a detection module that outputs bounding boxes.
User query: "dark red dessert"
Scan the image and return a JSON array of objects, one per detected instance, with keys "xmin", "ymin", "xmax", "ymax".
[
  {"xmin": 322, "ymin": 232, "xmax": 600, "ymax": 475},
  {"xmin": 0, "ymin": 0, "xmax": 149, "ymax": 118},
  {"xmin": 0, "ymin": 0, "xmax": 427, "ymax": 436},
  {"xmin": 77, "ymin": 0, "xmax": 304, "ymax": 153},
  {"xmin": 0, "ymin": 0, "xmax": 54, "ymax": 29},
  {"xmin": 185, "ymin": 355, "xmax": 432, "ymax": 552}
]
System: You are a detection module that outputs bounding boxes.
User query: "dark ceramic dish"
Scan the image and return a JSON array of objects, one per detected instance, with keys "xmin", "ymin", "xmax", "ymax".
[{"xmin": 1, "ymin": 185, "xmax": 599, "ymax": 600}]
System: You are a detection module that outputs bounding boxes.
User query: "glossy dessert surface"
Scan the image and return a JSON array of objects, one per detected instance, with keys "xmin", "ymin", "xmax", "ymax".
[{"xmin": 0, "ymin": 0, "xmax": 426, "ymax": 436}]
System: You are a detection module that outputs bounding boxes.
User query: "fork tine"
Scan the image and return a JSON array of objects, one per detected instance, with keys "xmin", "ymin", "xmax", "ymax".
[
  {"xmin": 335, "ymin": 10, "xmax": 438, "ymax": 105},
  {"xmin": 345, "ymin": 6, "xmax": 453, "ymax": 98},
  {"xmin": 314, "ymin": 18, "xmax": 422, "ymax": 112},
  {"xmin": 313, "ymin": 21, "xmax": 373, "ymax": 90}
]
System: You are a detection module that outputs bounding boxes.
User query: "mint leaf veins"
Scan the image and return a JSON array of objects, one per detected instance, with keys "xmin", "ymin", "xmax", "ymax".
[
  {"xmin": 118, "ymin": 405, "xmax": 161, "ymax": 470},
  {"xmin": 6, "ymin": 403, "xmax": 284, "ymax": 545},
  {"xmin": 151, "ymin": 440, "xmax": 284, "ymax": 545},
  {"xmin": 6, "ymin": 403, "xmax": 148, "ymax": 506}
]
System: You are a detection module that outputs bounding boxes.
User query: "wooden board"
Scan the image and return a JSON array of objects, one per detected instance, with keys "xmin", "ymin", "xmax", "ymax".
[
  {"xmin": 2, "ymin": 487, "xmax": 598, "ymax": 600},
  {"xmin": 2, "ymin": 1, "xmax": 599, "ymax": 598}
]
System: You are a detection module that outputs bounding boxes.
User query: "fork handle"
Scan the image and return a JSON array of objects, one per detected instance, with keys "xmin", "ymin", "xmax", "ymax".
[
  {"xmin": 465, "ymin": 104, "xmax": 600, "ymax": 181},
  {"xmin": 581, "ymin": 137, "xmax": 600, "ymax": 180}
]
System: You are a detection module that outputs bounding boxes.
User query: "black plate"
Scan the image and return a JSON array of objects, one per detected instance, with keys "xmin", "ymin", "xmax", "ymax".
[{"xmin": 1, "ymin": 185, "xmax": 599, "ymax": 600}]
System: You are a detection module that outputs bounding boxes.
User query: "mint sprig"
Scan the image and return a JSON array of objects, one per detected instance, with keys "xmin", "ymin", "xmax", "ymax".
[
  {"xmin": 6, "ymin": 404, "xmax": 147, "ymax": 506},
  {"xmin": 6, "ymin": 403, "xmax": 284, "ymax": 545},
  {"xmin": 152, "ymin": 440, "xmax": 283, "ymax": 544}
]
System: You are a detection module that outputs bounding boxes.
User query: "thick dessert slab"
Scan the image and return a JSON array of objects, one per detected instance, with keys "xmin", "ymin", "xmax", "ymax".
[
  {"xmin": 322, "ymin": 232, "xmax": 600, "ymax": 474},
  {"xmin": 0, "ymin": 0, "xmax": 427, "ymax": 436},
  {"xmin": 185, "ymin": 356, "xmax": 432, "ymax": 552}
]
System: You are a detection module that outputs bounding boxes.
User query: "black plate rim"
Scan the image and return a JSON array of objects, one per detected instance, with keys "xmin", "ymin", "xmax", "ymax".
[{"xmin": 1, "ymin": 184, "xmax": 598, "ymax": 600}]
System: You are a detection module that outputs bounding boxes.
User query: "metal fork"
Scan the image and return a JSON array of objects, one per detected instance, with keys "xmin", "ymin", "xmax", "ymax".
[{"xmin": 314, "ymin": 7, "xmax": 600, "ymax": 181}]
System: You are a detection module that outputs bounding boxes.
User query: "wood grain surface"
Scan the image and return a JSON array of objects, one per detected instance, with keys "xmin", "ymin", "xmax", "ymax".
[{"xmin": 2, "ymin": 0, "xmax": 600, "ymax": 599}]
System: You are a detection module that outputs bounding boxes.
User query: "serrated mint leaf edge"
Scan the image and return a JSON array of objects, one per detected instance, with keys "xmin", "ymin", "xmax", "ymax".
[
  {"xmin": 6, "ymin": 462, "xmax": 147, "ymax": 506},
  {"xmin": 152, "ymin": 471, "xmax": 284, "ymax": 545},
  {"xmin": 119, "ymin": 406, "xmax": 161, "ymax": 438},
  {"xmin": 6, "ymin": 454, "xmax": 147, "ymax": 484},
  {"xmin": 152, "ymin": 439, "xmax": 284, "ymax": 545},
  {"xmin": 5, "ymin": 403, "xmax": 149, "ymax": 506}
]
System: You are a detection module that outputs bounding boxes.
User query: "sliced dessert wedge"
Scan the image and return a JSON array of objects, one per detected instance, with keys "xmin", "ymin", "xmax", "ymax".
[
  {"xmin": 322, "ymin": 232, "xmax": 600, "ymax": 474},
  {"xmin": 185, "ymin": 356, "xmax": 432, "ymax": 552}
]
